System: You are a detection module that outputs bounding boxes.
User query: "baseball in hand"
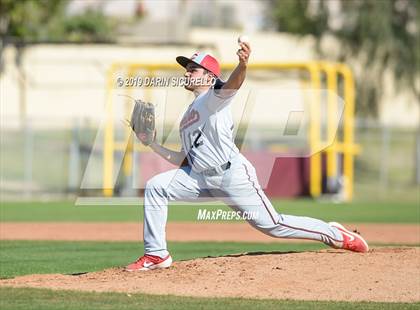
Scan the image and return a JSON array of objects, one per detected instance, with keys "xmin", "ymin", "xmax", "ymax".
[{"xmin": 238, "ymin": 35, "xmax": 250, "ymax": 45}]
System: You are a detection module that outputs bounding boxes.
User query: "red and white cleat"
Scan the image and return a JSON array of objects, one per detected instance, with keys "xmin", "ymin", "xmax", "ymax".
[
  {"xmin": 125, "ymin": 254, "xmax": 172, "ymax": 271},
  {"xmin": 329, "ymin": 222, "xmax": 369, "ymax": 253}
]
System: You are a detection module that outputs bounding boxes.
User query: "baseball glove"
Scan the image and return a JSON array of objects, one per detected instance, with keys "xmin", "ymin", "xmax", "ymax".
[{"xmin": 130, "ymin": 99, "xmax": 156, "ymax": 146}]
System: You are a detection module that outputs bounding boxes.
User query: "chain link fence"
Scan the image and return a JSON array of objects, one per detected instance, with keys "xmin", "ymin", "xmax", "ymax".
[
  {"xmin": 354, "ymin": 121, "xmax": 419, "ymax": 202},
  {"xmin": 1, "ymin": 119, "xmax": 418, "ymax": 202},
  {"xmin": 0, "ymin": 120, "xmax": 97, "ymax": 199}
]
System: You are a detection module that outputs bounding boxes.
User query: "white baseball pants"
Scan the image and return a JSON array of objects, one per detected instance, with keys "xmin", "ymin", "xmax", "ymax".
[{"xmin": 143, "ymin": 154, "xmax": 343, "ymax": 258}]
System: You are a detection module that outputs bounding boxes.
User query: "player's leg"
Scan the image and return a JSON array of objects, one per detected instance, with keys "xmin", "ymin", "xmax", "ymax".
[
  {"xmin": 218, "ymin": 155, "xmax": 344, "ymax": 247},
  {"xmin": 143, "ymin": 165, "xmax": 205, "ymax": 257},
  {"xmin": 126, "ymin": 166, "xmax": 207, "ymax": 271}
]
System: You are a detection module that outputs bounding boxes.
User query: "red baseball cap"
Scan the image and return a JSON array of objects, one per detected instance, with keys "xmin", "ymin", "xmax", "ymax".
[{"xmin": 176, "ymin": 52, "xmax": 221, "ymax": 77}]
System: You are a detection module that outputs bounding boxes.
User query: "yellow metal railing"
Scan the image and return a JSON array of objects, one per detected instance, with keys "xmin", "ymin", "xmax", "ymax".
[{"xmin": 103, "ymin": 61, "xmax": 359, "ymax": 200}]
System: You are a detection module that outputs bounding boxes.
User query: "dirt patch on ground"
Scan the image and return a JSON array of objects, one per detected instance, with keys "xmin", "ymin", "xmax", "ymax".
[
  {"xmin": 1, "ymin": 222, "xmax": 419, "ymax": 244},
  {"xmin": 2, "ymin": 223, "xmax": 418, "ymax": 302},
  {"xmin": 1, "ymin": 247, "xmax": 419, "ymax": 302}
]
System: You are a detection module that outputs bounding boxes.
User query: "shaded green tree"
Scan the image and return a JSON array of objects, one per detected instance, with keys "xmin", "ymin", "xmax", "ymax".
[
  {"xmin": 0, "ymin": 0, "xmax": 114, "ymax": 44},
  {"xmin": 0, "ymin": 0, "xmax": 67, "ymax": 42},
  {"xmin": 269, "ymin": 0, "xmax": 419, "ymax": 117}
]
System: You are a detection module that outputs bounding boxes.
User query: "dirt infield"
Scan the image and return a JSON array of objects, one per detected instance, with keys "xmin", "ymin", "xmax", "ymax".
[
  {"xmin": 1, "ymin": 247, "xmax": 419, "ymax": 302},
  {"xmin": 1, "ymin": 222, "xmax": 419, "ymax": 244},
  {"xmin": 2, "ymin": 222, "xmax": 419, "ymax": 302}
]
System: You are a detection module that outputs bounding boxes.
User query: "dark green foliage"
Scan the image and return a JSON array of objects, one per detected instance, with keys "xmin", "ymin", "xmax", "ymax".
[
  {"xmin": 269, "ymin": 0, "xmax": 419, "ymax": 117},
  {"xmin": 0, "ymin": 0, "xmax": 114, "ymax": 43}
]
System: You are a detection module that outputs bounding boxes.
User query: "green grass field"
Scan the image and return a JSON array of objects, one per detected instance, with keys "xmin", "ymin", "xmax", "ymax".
[
  {"xmin": 2, "ymin": 287, "xmax": 418, "ymax": 310},
  {"xmin": 0, "ymin": 240, "xmax": 329, "ymax": 279},
  {"xmin": 0, "ymin": 200, "xmax": 418, "ymax": 309},
  {"xmin": 1, "ymin": 287, "xmax": 418, "ymax": 310},
  {"xmin": 0, "ymin": 240, "xmax": 418, "ymax": 310},
  {"xmin": 1, "ymin": 199, "xmax": 418, "ymax": 223}
]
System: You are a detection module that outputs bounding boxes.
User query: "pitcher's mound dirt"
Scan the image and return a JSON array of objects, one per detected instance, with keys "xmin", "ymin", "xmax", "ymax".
[{"xmin": 1, "ymin": 247, "xmax": 419, "ymax": 302}]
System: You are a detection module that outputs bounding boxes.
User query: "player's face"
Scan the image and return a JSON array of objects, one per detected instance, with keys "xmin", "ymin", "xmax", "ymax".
[{"xmin": 184, "ymin": 63, "xmax": 213, "ymax": 91}]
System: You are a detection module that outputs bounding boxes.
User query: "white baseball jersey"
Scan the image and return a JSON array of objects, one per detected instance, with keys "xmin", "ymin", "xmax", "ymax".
[
  {"xmin": 143, "ymin": 88, "xmax": 345, "ymax": 260},
  {"xmin": 179, "ymin": 88, "xmax": 239, "ymax": 172}
]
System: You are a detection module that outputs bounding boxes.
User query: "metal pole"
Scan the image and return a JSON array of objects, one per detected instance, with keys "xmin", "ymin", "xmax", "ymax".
[
  {"xmin": 68, "ymin": 120, "xmax": 81, "ymax": 192},
  {"xmin": 103, "ymin": 65, "xmax": 115, "ymax": 197},
  {"xmin": 23, "ymin": 122, "xmax": 33, "ymax": 198},
  {"xmin": 379, "ymin": 126, "xmax": 390, "ymax": 190},
  {"xmin": 308, "ymin": 63, "xmax": 322, "ymax": 198},
  {"xmin": 415, "ymin": 129, "xmax": 420, "ymax": 185}
]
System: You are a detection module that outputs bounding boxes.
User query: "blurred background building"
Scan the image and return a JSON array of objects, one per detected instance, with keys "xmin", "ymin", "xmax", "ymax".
[{"xmin": 0, "ymin": 0, "xmax": 418, "ymax": 202}]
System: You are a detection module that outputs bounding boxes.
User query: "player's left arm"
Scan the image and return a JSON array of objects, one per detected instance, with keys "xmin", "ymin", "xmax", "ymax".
[{"xmin": 221, "ymin": 42, "xmax": 251, "ymax": 91}]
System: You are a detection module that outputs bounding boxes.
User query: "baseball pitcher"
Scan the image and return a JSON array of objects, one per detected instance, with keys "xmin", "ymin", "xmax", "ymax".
[{"xmin": 126, "ymin": 39, "xmax": 368, "ymax": 271}]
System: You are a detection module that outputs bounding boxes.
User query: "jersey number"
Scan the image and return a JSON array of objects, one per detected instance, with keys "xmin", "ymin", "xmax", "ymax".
[
  {"xmin": 184, "ymin": 129, "xmax": 204, "ymax": 166},
  {"xmin": 192, "ymin": 129, "xmax": 203, "ymax": 148}
]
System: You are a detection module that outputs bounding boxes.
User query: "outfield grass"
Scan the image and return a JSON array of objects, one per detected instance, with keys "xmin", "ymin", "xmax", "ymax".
[
  {"xmin": 1, "ymin": 200, "xmax": 418, "ymax": 309},
  {"xmin": 0, "ymin": 287, "xmax": 418, "ymax": 310},
  {"xmin": 0, "ymin": 240, "xmax": 329, "ymax": 278},
  {"xmin": 1, "ymin": 200, "xmax": 418, "ymax": 223}
]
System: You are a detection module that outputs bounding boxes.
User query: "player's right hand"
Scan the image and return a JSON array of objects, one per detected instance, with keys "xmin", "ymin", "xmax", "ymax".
[{"xmin": 237, "ymin": 42, "xmax": 251, "ymax": 66}]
